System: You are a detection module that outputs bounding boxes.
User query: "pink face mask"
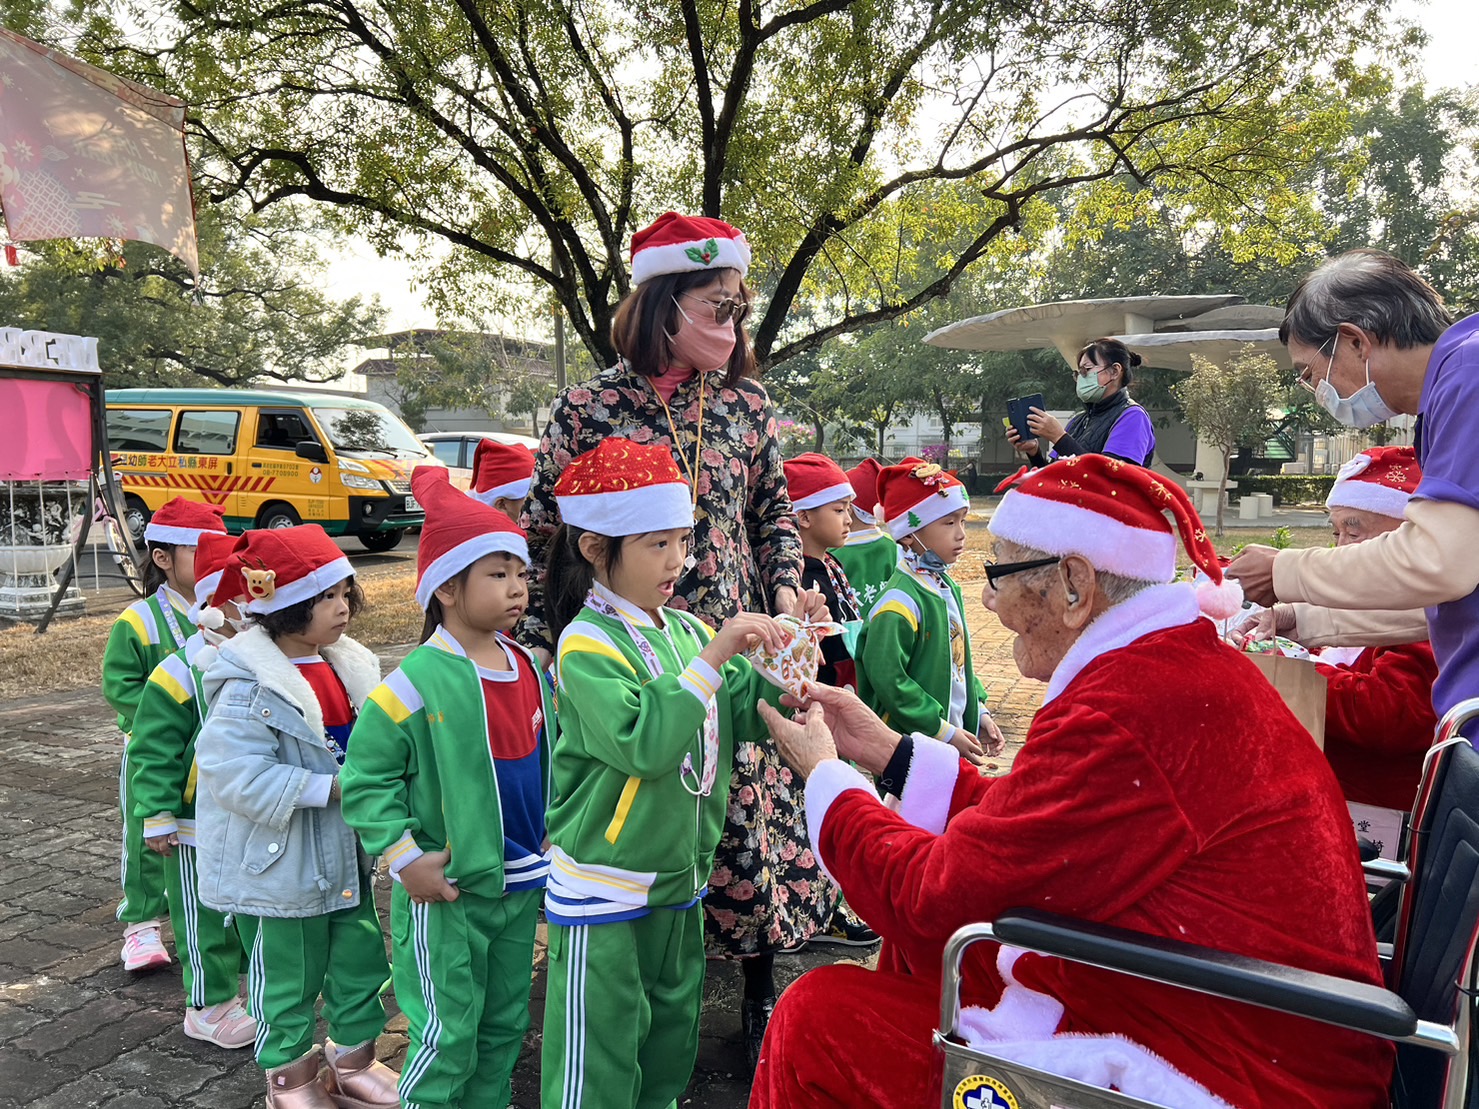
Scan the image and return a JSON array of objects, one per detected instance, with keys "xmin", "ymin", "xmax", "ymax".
[{"xmin": 665, "ymin": 296, "xmax": 738, "ymax": 372}]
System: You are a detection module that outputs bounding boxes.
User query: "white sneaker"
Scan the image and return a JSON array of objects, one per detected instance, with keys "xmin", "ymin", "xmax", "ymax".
[
  {"xmin": 120, "ymin": 922, "xmax": 171, "ymax": 971},
  {"xmin": 183, "ymin": 998, "xmax": 257, "ymax": 1049}
]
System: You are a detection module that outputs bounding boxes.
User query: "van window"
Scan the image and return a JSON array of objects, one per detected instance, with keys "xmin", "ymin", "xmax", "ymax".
[
  {"xmin": 427, "ymin": 439, "xmax": 463, "ymax": 467},
  {"xmin": 174, "ymin": 410, "xmax": 240, "ymax": 455},
  {"xmin": 255, "ymin": 410, "xmax": 317, "ymax": 451},
  {"xmin": 108, "ymin": 408, "xmax": 173, "ymax": 452},
  {"xmin": 316, "ymin": 407, "xmax": 427, "ymax": 458}
]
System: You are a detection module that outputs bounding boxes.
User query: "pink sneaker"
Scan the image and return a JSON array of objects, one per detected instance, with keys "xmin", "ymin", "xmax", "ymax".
[
  {"xmin": 120, "ymin": 922, "xmax": 171, "ymax": 971},
  {"xmin": 184, "ymin": 998, "xmax": 257, "ymax": 1049}
]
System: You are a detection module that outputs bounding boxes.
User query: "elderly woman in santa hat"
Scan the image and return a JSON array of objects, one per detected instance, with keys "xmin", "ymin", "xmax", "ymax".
[{"xmin": 749, "ymin": 455, "xmax": 1391, "ymax": 1109}]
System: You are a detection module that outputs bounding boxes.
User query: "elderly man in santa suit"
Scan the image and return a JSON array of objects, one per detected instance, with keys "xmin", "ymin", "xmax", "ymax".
[{"xmin": 751, "ymin": 455, "xmax": 1391, "ymax": 1109}]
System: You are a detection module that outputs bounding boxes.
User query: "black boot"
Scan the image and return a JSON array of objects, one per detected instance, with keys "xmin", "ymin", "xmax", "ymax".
[{"xmin": 742, "ymin": 994, "xmax": 776, "ymax": 1072}]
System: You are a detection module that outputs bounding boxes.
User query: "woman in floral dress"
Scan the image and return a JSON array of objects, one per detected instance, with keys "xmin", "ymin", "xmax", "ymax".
[{"xmin": 520, "ymin": 212, "xmax": 836, "ymax": 1067}]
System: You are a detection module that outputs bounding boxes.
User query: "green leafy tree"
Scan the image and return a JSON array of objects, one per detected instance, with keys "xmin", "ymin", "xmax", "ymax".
[
  {"xmin": 1174, "ymin": 345, "xmax": 1284, "ymax": 535},
  {"xmin": 69, "ymin": 0, "xmax": 1389, "ymax": 372},
  {"xmin": 0, "ymin": 203, "xmax": 383, "ymax": 387}
]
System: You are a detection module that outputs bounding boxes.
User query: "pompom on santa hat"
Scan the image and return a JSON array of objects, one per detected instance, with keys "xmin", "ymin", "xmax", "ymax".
[
  {"xmin": 414, "ymin": 465, "xmax": 529, "ymax": 609},
  {"xmin": 1326, "ymin": 445, "xmax": 1420, "ymax": 520},
  {"xmin": 554, "ymin": 438, "xmax": 694, "ymax": 536},
  {"xmin": 784, "ymin": 453, "xmax": 854, "ymax": 511},
  {"xmin": 470, "ymin": 438, "xmax": 536, "ymax": 507},
  {"xmin": 989, "ymin": 454, "xmax": 1244, "ymax": 620},
  {"xmin": 877, "ymin": 457, "xmax": 971, "ymax": 540},
  {"xmin": 232, "ymin": 524, "xmax": 355, "ymax": 616},
  {"xmin": 188, "ymin": 531, "xmax": 245, "ymax": 628},
  {"xmin": 630, "ymin": 212, "xmax": 751, "ymax": 287},
  {"xmin": 144, "ymin": 497, "xmax": 227, "ymax": 546},
  {"xmin": 845, "ymin": 458, "xmax": 885, "ymax": 524}
]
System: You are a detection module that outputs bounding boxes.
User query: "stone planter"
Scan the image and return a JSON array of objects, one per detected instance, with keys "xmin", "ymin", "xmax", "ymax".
[{"xmin": 0, "ymin": 482, "xmax": 86, "ymax": 622}]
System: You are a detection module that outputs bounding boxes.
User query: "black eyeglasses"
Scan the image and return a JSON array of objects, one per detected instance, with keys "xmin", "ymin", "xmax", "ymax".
[
  {"xmin": 677, "ymin": 292, "xmax": 751, "ymax": 325},
  {"xmin": 983, "ymin": 556, "xmax": 1061, "ymax": 589}
]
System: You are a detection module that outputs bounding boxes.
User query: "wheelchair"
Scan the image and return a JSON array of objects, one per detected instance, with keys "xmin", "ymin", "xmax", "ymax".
[{"xmin": 935, "ymin": 697, "xmax": 1479, "ymax": 1109}]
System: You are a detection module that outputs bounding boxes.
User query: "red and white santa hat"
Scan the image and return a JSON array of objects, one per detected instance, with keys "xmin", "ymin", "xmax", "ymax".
[
  {"xmin": 234, "ymin": 524, "xmax": 354, "ymax": 615},
  {"xmin": 188, "ymin": 531, "xmax": 244, "ymax": 626},
  {"xmin": 877, "ymin": 458, "xmax": 972, "ymax": 540},
  {"xmin": 630, "ymin": 211, "xmax": 751, "ymax": 287},
  {"xmin": 1326, "ymin": 445, "xmax": 1420, "ymax": 520},
  {"xmin": 414, "ymin": 466, "xmax": 529, "ymax": 609},
  {"xmin": 846, "ymin": 458, "xmax": 885, "ymax": 524},
  {"xmin": 784, "ymin": 453, "xmax": 854, "ymax": 511},
  {"xmin": 145, "ymin": 497, "xmax": 228, "ymax": 546},
  {"xmin": 989, "ymin": 455, "xmax": 1243, "ymax": 619},
  {"xmin": 470, "ymin": 438, "xmax": 536, "ymax": 507},
  {"xmin": 554, "ymin": 438, "xmax": 694, "ymax": 536}
]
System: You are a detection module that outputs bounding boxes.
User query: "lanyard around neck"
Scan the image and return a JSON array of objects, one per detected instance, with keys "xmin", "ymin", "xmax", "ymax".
[{"xmin": 651, "ymin": 371, "xmax": 705, "ymax": 508}]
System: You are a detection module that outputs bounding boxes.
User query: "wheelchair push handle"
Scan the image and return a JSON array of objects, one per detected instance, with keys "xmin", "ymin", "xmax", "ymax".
[{"xmin": 938, "ymin": 922, "xmax": 1001, "ymax": 1040}]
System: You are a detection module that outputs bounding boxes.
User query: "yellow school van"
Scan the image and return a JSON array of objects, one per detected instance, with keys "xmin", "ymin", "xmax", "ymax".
[{"xmin": 105, "ymin": 388, "xmax": 445, "ymax": 551}]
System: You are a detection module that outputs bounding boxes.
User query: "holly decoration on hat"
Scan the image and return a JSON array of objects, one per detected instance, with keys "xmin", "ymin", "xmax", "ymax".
[{"xmin": 685, "ymin": 237, "xmax": 719, "ymax": 266}]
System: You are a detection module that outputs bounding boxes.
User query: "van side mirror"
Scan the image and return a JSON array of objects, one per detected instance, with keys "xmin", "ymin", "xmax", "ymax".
[{"xmin": 295, "ymin": 440, "xmax": 328, "ymax": 463}]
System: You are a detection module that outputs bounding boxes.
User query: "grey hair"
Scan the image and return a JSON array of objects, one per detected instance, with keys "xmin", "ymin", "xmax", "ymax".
[
  {"xmin": 1280, "ymin": 249, "xmax": 1451, "ymax": 350},
  {"xmin": 1008, "ymin": 543, "xmax": 1158, "ymax": 606}
]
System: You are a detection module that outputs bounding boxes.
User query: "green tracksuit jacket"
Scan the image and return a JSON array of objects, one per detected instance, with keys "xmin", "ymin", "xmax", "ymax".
[
  {"xmin": 103, "ymin": 587, "xmax": 196, "ymax": 733},
  {"xmin": 830, "ymin": 528, "xmax": 899, "ymax": 614}
]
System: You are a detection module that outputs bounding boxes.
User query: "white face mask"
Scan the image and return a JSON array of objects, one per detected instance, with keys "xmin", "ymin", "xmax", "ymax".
[
  {"xmin": 1314, "ymin": 337, "xmax": 1398, "ymax": 429},
  {"xmin": 227, "ymin": 616, "xmax": 253, "ymax": 634}
]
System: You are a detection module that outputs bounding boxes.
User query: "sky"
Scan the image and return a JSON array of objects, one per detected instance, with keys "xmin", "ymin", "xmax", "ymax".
[{"xmin": 320, "ymin": 0, "xmax": 1479, "ymax": 348}]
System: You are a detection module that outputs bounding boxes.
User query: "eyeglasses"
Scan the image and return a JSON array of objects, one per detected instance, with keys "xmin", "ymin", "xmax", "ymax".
[
  {"xmin": 1297, "ymin": 335, "xmax": 1338, "ymax": 395},
  {"xmin": 677, "ymin": 292, "xmax": 751, "ymax": 325},
  {"xmin": 982, "ymin": 556, "xmax": 1061, "ymax": 589}
]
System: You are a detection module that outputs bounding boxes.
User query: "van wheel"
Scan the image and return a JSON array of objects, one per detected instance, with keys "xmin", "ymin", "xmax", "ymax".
[
  {"xmin": 257, "ymin": 503, "xmax": 302, "ymax": 530},
  {"xmin": 358, "ymin": 529, "xmax": 404, "ymax": 552},
  {"xmin": 123, "ymin": 497, "xmax": 151, "ymax": 545}
]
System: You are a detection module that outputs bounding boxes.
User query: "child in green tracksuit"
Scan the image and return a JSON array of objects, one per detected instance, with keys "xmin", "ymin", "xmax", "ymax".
[
  {"xmin": 129, "ymin": 532, "xmax": 257, "ymax": 1049},
  {"xmin": 829, "ymin": 458, "xmax": 899, "ymax": 613},
  {"xmin": 101, "ymin": 496, "xmax": 227, "ymax": 971},
  {"xmin": 538, "ymin": 439, "xmax": 789, "ymax": 1109},
  {"xmin": 342, "ymin": 466, "xmax": 552, "ymax": 1109},
  {"xmin": 855, "ymin": 458, "xmax": 1004, "ymax": 763}
]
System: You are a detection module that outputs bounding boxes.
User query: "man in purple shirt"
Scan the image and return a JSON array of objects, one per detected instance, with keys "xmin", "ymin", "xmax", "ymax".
[{"xmin": 1228, "ymin": 249, "xmax": 1479, "ymax": 718}]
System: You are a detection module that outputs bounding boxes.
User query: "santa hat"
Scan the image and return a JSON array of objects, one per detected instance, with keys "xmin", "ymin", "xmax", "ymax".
[
  {"xmin": 988, "ymin": 455, "xmax": 1243, "ymax": 619},
  {"xmin": 878, "ymin": 458, "xmax": 971, "ymax": 540},
  {"xmin": 784, "ymin": 453, "xmax": 854, "ymax": 511},
  {"xmin": 414, "ymin": 466, "xmax": 529, "ymax": 609},
  {"xmin": 234, "ymin": 525, "xmax": 354, "ymax": 615},
  {"xmin": 145, "ymin": 497, "xmax": 227, "ymax": 546},
  {"xmin": 847, "ymin": 459, "xmax": 885, "ymax": 524},
  {"xmin": 630, "ymin": 211, "xmax": 751, "ymax": 287},
  {"xmin": 470, "ymin": 438, "xmax": 536, "ymax": 507},
  {"xmin": 1326, "ymin": 445, "xmax": 1420, "ymax": 520},
  {"xmin": 188, "ymin": 531, "xmax": 242, "ymax": 626},
  {"xmin": 554, "ymin": 438, "xmax": 694, "ymax": 536}
]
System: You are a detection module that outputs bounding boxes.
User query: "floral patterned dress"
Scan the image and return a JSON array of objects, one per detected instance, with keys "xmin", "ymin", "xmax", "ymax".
[{"xmin": 522, "ymin": 363, "xmax": 838, "ymax": 954}]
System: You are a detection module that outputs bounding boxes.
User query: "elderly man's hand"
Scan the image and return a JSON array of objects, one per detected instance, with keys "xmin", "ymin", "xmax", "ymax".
[
  {"xmin": 1225, "ymin": 544, "xmax": 1280, "ymax": 607},
  {"xmin": 758, "ymin": 700, "xmax": 837, "ymax": 781},
  {"xmin": 786, "ymin": 683, "xmax": 902, "ymax": 775}
]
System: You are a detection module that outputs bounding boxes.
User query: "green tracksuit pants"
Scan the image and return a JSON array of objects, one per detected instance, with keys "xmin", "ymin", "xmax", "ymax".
[
  {"xmin": 165, "ymin": 843, "xmax": 254, "ymax": 1009},
  {"xmin": 393, "ymin": 884, "xmax": 541, "ymax": 1109},
  {"xmin": 247, "ymin": 886, "xmax": 390, "ymax": 1068},
  {"xmin": 540, "ymin": 905, "xmax": 705, "ymax": 1109},
  {"xmin": 117, "ymin": 739, "xmax": 168, "ymax": 924}
]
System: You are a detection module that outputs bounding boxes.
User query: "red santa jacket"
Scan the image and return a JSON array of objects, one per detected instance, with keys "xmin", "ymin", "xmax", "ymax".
[
  {"xmin": 1316, "ymin": 642, "xmax": 1438, "ymax": 811},
  {"xmin": 809, "ymin": 592, "xmax": 1391, "ymax": 1109}
]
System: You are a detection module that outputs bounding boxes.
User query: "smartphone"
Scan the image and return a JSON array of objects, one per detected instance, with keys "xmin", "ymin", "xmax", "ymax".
[{"xmin": 1007, "ymin": 393, "xmax": 1045, "ymax": 441}]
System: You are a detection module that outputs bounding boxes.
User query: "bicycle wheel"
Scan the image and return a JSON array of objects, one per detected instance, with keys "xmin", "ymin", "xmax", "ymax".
[{"xmin": 103, "ymin": 516, "xmax": 147, "ymax": 598}]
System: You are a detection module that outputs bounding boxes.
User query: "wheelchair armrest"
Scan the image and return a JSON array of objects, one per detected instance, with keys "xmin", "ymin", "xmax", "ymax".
[{"xmin": 992, "ymin": 909, "xmax": 1417, "ymax": 1040}]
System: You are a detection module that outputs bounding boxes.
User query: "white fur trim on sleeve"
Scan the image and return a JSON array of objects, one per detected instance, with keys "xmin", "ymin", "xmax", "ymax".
[
  {"xmin": 896, "ymin": 734, "xmax": 965, "ymax": 835},
  {"xmin": 803, "ymin": 758, "xmax": 878, "ymax": 882}
]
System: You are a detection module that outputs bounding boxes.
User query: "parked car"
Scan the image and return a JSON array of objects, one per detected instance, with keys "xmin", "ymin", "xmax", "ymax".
[
  {"xmin": 106, "ymin": 388, "xmax": 445, "ymax": 552},
  {"xmin": 419, "ymin": 431, "xmax": 542, "ymax": 492}
]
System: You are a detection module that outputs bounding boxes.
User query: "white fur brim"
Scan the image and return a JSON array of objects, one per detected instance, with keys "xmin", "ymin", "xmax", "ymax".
[
  {"xmin": 886, "ymin": 484, "xmax": 971, "ymax": 539},
  {"xmin": 416, "ymin": 533, "xmax": 531, "ymax": 609},
  {"xmin": 557, "ymin": 483, "xmax": 694, "ymax": 536},
  {"xmin": 145, "ymin": 523, "xmax": 221, "ymax": 546},
  {"xmin": 241, "ymin": 556, "xmax": 354, "ymax": 614},
  {"xmin": 1326, "ymin": 482, "xmax": 1410, "ymax": 520},
  {"xmin": 631, "ymin": 235, "xmax": 751, "ymax": 285},
  {"xmin": 471, "ymin": 477, "xmax": 532, "ymax": 506},
  {"xmin": 792, "ymin": 481, "xmax": 854, "ymax": 511},
  {"xmin": 803, "ymin": 759, "xmax": 876, "ymax": 883},
  {"xmin": 989, "ymin": 490, "xmax": 1178, "ymax": 581}
]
